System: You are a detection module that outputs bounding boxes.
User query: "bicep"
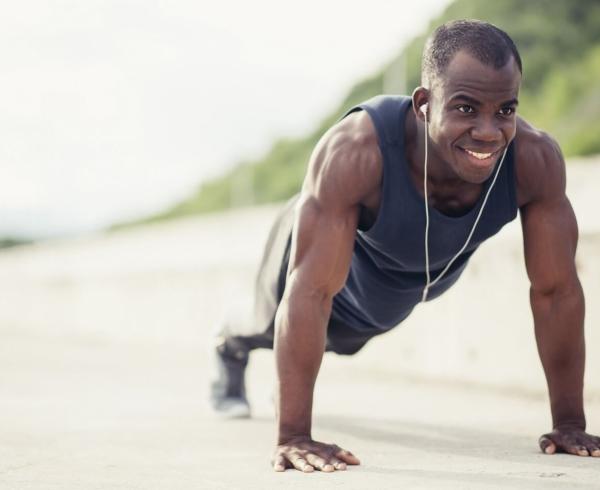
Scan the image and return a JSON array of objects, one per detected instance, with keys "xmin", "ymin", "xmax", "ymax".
[
  {"xmin": 519, "ymin": 133, "xmax": 582, "ymax": 294},
  {"xmin": 286, "ymin": 193, "xmax": 359, "ymax": 300},
  {"xmin": 520, "ymin": 186, "xmax": 579, "ymax": 295},
  {"xmin": 284, "ymin": 116, "xmax": 380, "ymax": 302}
]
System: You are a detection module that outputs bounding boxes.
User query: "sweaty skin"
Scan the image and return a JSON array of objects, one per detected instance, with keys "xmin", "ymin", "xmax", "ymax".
[{"xmin": 271, "ymin": 50, "xmax": 599, "ymax": 473}]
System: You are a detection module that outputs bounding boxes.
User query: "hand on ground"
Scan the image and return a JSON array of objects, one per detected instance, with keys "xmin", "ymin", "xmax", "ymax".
[
  {"xmin": 272, "ymin": 437, "xmax": 360, "ymax": 472},
  {"xmin": 539, "ymin": 428, "xmax": 600, "ymax": 457}
]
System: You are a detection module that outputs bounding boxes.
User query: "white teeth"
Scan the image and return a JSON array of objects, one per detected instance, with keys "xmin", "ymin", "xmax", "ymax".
[{"xmin": 464, "ymin": 149, "xmax": 494, "ymax": 159}]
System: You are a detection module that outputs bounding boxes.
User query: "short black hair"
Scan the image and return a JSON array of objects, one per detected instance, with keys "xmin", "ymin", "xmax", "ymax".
[{"xmin": 422, "ymin": 19, "xmax": 522, "ymax": 87}]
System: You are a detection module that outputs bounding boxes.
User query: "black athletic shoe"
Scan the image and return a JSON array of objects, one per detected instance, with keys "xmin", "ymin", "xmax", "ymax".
[{"xmin": 209, "ymin": 335, "xmax": 251, "ymax": 418}]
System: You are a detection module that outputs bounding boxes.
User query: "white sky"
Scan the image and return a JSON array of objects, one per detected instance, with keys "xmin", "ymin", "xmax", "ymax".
[{"xmin": 0, "ymin": 0, "xmax": 452, "ymax": 238}]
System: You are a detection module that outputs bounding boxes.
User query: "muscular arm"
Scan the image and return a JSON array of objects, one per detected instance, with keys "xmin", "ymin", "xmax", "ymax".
[
  {"xmin": 519, "ymin": 134, "xmax": 599, "ymax": 456},
  {"xmin": 272, "ymin": 111, "xmax": 381, "ymax": 471}
]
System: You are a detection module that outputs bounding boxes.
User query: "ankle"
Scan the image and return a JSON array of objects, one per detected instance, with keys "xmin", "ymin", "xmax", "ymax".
[{"xmin": 216, "ymin": 336, "xmax": 250, "ymax": 364}]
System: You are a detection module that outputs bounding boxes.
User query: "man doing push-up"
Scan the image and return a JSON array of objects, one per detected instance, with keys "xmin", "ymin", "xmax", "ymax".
[{"xmin": 210, "ymin": 19, "xmax": 600, "ymax": 472}]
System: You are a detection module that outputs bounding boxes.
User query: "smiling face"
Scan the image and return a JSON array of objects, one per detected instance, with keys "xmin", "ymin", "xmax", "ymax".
[{"xmin": 421, "ymin": 49, "xmax": 521, "ymax": 184}]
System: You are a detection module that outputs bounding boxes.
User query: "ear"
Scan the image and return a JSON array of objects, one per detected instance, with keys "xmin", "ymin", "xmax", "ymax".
[{"xmin": 412, "ymin": 87, "xmax": 429, "ymax": 123}]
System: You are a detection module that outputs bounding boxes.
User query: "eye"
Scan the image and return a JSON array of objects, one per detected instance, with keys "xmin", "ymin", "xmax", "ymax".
[
  {"xmin": 457, "ymin": 105, "xmax": 475, "ymax": 114},
  {"xmin": 498, "ymin": 106, "xmax": 516, "ymax": 116}
]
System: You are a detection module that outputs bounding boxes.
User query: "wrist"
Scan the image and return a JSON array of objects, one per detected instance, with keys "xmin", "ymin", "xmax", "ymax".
[
  {"xmin": 277, "ymin": 410, "xmax": 312, "ymax": 443},
  {"xmin": 553, "ymin": 419, "xmax": 586, "ymax": 431},
  {"xmin": 550, "ymin": 393, "xmax": 585, "ymax": 430},
  {"xmin": 277, "ymin": 432, "xmax": 312, "ymax": 445}
]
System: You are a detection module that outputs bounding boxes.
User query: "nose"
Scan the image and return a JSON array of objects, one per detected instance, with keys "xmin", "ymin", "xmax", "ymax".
[{"xmin": 471, "ymin": 116, "xmax": 503, "ymax": 143}]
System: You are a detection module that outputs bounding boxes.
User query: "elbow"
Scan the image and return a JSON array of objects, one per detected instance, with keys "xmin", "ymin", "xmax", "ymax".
[
  {"xmin": 284, "ymin": 273, "xmax": 335, "ymax": 311},
  {"xmin": 530, "ymin": 277, "xmax": 584, "ymax": 314},
  {"xmin": 273, "ymin": 276, "xmax": 334, "ymax": 349},
  {"xmin": 530, "ymin": 274, "xmax": 582, "ymax": 300},
  {"xmin": 275, "ymin": 273, "xmax": 335, "ymax": 330}
]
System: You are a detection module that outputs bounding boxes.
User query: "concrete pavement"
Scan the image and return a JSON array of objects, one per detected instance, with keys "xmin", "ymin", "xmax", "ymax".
[
  {"xmin": 1, "ymin": 331, "xmax": 599, "ymax": 489},
  {"xmin": 2, "ymin": 157, "xmax": 600, "ymax": 488}
]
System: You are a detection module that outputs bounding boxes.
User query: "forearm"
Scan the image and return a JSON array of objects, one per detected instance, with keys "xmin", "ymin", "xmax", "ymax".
[
  {"xmin": 274, "ymin": 288, "xmax": 330, "ymax": 443},
  {"xmin": 531, "ymin": 280, "xmax": 586, "ymax": 429}
]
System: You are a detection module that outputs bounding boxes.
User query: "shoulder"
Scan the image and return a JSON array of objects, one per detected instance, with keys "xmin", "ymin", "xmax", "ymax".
[
  {"xmin": 514, "ymin": 116, "xmax": 566, "ymax": 207},
  {"xmin": 303, "ymin": 109, "xmax": 383, "ymax": 208}
]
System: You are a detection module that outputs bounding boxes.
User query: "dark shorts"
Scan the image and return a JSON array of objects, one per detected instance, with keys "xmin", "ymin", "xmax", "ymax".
[{"xmin": 227, "ymin": 194, "xmax": 387, "ymax": 356}]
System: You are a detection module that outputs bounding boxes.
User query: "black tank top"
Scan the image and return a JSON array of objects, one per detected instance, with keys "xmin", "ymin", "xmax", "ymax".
[{"xmin": 330, "ymin": 95, "xmax": 518, "ymax": 331}]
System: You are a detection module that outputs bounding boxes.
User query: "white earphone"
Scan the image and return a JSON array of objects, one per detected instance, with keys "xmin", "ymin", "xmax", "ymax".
[{"xmin": 418, "ymin": 100, "xmax": 507, "ymax": 302}]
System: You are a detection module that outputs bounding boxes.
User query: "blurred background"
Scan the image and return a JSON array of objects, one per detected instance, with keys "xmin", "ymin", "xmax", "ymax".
[
  {"xmin": 3, "ymin": 0, "xmax": 600, "ymax": 243},
  {"xmin": 2, "ymin": 1, "xmax": 600, "ymax": 487}
]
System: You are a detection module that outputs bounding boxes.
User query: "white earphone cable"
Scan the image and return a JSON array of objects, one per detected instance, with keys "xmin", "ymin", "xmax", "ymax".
[
  {"xmin": 421, "ymin": 108, "xmax": 508, "ymax": 302},
  {"xmin": 422, "ymin": 109, "xmax": 431, "ymax": 301}
]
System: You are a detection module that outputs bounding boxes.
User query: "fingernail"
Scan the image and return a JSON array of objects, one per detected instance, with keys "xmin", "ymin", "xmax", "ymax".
[
  {"xmin": 322, "ymin": 464, "xmax": 334, "ymax": 472},
  {"xmin": 303, "ymin": 465, "xmax": 314, "ymax": 473},
  {"xmin": 335, "ymin": 463, "xmax": 347, "ymax": 470},
  {"xmin": 592, "ymin": 450, "xmax": 600, "ymax": 457},
  {"xmin": 274, "ymin": 464, "xmax": 285, "ymax": 472}
]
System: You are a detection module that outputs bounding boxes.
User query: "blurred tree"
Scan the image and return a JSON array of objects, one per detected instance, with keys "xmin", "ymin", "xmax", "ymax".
[{"xmin": 125, "ymin": 0, "xmax": 600, "ymax": 226}]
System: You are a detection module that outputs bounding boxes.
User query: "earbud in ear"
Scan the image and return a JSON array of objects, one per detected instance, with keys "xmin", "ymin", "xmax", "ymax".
[{"xmin": 420, "ymin": 103, "xmax": 428, "ymax": 115}]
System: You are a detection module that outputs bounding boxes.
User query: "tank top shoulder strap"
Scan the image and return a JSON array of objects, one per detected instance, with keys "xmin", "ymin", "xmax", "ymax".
[
  {"xmin": 339, "ymin": 95, "xmax": 414, "ymax": 238},
  {"xmin": 339, "ymin": 95, "xmax": 412, "ymax": 147}
]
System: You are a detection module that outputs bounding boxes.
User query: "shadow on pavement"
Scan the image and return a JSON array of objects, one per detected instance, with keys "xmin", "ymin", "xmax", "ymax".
[{"xmin": 316, "ymin": 415, "xmax": 595, "ymax": 468}]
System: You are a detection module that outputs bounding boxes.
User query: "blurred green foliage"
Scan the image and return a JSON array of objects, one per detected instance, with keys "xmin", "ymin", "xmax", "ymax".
[
  {"xmin": 128, "ymin": 0, "xmax": 600, "ymax": 226},
  {"xmin": 0, "ymin": 237, "xmax": 32, "ymax": 250}
]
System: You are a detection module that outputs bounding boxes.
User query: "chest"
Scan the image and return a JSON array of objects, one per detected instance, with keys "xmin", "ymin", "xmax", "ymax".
[{"xmin": 359, "ymin": 179, "xmax": 485, "ymax": 230}]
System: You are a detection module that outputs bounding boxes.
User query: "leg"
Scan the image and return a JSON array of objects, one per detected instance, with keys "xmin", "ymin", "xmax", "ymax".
[
  {"xmin": 216, "ymin": 193, "xmax": 299, "ymax": 348},
  {"xmin": 210, "ymin": 195, "xmax": 298, "ymax": 417}
]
